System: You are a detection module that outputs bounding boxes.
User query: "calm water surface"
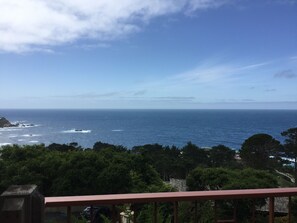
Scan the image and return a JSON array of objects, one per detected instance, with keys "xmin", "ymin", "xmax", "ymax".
[{"xmin": 0, "ymin": 109, "xmax": 296, "ymax": 150}]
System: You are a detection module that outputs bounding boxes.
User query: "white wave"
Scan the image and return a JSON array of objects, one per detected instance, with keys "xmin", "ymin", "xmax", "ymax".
[
  {"xmin": 22, "ymin": 134, "xmax": 41, "ymax": 137},
  {"xmin": 9, "ymin": 134, "xmax": 18, "ymax": 138},
  {"xmin": 62, "ymin": 129, "xmax": 91, "ymax": 134},
  {"xmin": 29, "ymin": 140, "xmax": 39, "ymax": 143},
  {"xmin": 17, "ymin": 139, "xmax": 26, "ymax": 142},
  {"xmin": 0, "ymin": 128, "xmax": 22, "ymax": 132},
  {"xmin": 18, "ymin": 123, "xmax": 37, "ymax": 128},
  {"xmin": 112, "ymin": 129, "xmax": 123, "ymax": 132}
]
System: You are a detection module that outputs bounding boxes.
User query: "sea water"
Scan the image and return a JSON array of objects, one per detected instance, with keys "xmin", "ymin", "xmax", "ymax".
[{"xmin": 0, "ymin": 109, "xmax": 296, "ymax": 150}]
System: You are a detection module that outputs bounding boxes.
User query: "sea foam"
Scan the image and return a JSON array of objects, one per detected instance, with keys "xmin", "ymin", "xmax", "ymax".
[
  {"xmin": 22, "ymin": 134, "xmax": 41, "ymax": 137},
  {"xmin": 29, "ymin": 140, "xmax": 39, "ymax": 143},
  {"xmin": 62, "ymin": 129, "xmax": 91, "ymax": 133}
]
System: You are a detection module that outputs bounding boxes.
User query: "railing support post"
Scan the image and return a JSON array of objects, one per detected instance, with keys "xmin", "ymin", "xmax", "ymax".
[
  {"xmin": 90, "ymin": 205, "xmax": 94, "ymax": 223},
  {"xmin": 112, "ymin": 205, "xmax": 116, "ymax": 223},
  {"xmin": 174, "ymin": 201, "xmax": 178, "ymax": 223},
  {"xmin": 288, "ymin": 196, "xmax": 291, "ymax": 223},
  {"xmin": 153, "ymin": 202, "xmax": 157, "ymax": 223},
  {"xmin": 269, "ymin": 197, "xmax": 274, "ymax": 223},
  {"xmin": 132, "ymin": 205, "xmax": 137, "ymax": 223},
  {"xmin": 251, "ymin": 200, "xmax": 255, "ymax": 223},
  {"xmin": 214, "ymin": 201, "xmax": 217, "ymax": 222},
  {"xmin": 67, "ymin": 206, "xmax": 71, "ymax": 223},
  {"xmin": 194, "ymin": 201, "xmax": 198, "ymax": 223}
]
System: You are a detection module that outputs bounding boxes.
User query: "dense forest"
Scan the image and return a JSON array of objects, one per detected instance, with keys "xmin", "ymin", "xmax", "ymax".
[{"xmin": 0, "ymin": 127, "xmax": 297, "ymax": 222}]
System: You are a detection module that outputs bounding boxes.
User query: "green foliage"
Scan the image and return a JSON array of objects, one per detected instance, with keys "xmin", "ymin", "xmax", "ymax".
[
  {"xmin": 181, "ymin": 142, "xmax": 209, "ymax": 176},
  {"xmin": 0, "ymin": 143, "xmax": 168, "ymax": 196},
  {"xmin": 274, "ymin": 216, "xmax": 290, "ymax": 223},
  {"xmin": 208, "ymin": 144, "xmax": 237, "ymax": 168},
  {"xmin": 186, "ymin": 167, "xmax": 278, "ymax": 221},
  {"xmin": 132, "ymin": 144, "xmax": 182, "ymax": 180},
  {"xmin": 187, "ymin": 167, "xmax": 278, "ymax": 191},
  {"xmin": 177, "ymin": 201, "xmax": 215, "ymax": 223},
  {"xmin": 93, "ymin": 141, "xmax": 127, "ymax": 152},
  {"xmin": 136, "ymin": 203, "xmax": 172, "ymax": 223},
  {"xmin": 132, "ymin": 142, "xmax": 238, "ymax": 181},
  {"xmin": 47, "ymin": 142, "xmax": 81, "ymax": 152},
  {"xmin": 240, "ymin": 134, "xmax": 281, "ymax": 169}
]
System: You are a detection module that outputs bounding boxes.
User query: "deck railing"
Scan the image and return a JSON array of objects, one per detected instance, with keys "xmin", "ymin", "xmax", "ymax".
[{"xmin": 44, "ymin": 187, "xmax": 297, "ymax": 223}]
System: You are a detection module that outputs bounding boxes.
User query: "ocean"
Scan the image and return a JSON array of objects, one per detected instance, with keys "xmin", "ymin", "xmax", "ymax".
[{"xmin": 0, "ymin": 109, "xmax": 296, "ymax": 150}]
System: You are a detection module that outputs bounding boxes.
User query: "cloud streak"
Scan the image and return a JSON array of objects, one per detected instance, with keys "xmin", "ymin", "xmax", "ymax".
[
  {"xmin": 172, "ymin": 61, "xmax": 270, "ymax": 84},
  {"xmin": 0, "ymin": 0, "xmax": 232, "ymax": 53}
]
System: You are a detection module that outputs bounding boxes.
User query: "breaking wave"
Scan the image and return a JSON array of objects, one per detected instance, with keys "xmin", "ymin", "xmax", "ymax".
[{"xmin": 62, "ymin": 129, "xmax": 91, "ymax": 133}]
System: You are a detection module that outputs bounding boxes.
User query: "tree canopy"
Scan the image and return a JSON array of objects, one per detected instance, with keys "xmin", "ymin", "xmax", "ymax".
[
  {"xmin": 187, "ymin": 167, "xmax": 278, "ymax": 191},
  {"xmin": 0, "ymin": 144, "xmax": 168, "ymax": 196},
  {"xmin": 239, "ymin": 134, "xmax": 281, "ymax": 169}
]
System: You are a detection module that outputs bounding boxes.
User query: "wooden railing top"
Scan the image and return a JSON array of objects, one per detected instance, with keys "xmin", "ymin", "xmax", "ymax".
[{"xmin": 45, "ymin": 187, "xmax": 297, "ymax": 207}]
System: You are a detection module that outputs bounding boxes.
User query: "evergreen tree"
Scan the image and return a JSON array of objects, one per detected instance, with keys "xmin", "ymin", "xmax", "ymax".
[{"xmin": 239, "ymin": 134, "xmax": 281, "ymax": 169}]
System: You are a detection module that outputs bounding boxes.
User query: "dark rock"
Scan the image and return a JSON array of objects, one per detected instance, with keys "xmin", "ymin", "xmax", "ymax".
[{"xmin": 0, "ymin": 117, "xmax": 17, "ymax": 128}]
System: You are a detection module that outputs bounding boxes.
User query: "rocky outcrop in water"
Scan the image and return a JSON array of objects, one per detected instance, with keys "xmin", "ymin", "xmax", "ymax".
[{"xmin": 0, "ymin": 117, "xmax": 17, "ymax": 128}]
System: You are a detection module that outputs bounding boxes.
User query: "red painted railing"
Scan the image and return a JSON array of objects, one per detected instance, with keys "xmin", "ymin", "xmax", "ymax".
[{"xmin": 45, "ymin": 188, "xmax": 297, "ymax": 223}]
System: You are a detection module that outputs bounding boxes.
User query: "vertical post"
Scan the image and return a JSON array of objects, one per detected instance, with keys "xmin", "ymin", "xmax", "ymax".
[
  {"xmin": 251, "ymin": 200, "xmax": 255, "ymax": 223},
  {"xmin": 214, "ymin": 201, "xmax": 217, "ymax": 223},
  {"xmin": 90, "ymin": 205, "xmax": 94, "ymax": 223},
  {"xmin": 233, "ymin": 201, "xmax": 237, "ymax": 222},
  {"xmin": 133, "ymin": 209, "xmax": 137, "ymax": 223},
  {"xmin": 288, "ymin": 196, "xmax": 291, "ymax": 223},
  {"xmin": 269, "ymin": 197, "xmax": 274, "ymax": 223},
  {"xmin": 67, "ymin": 206, "xmax": 71, "ymax": 223},
  {"xmin": 174, "ymin": 201, "xmax": 178, "ymax": 223},
  {"xmin": 153, "ymin": 202, "xmax": 157, "ymax": 223},
  {"xmin": 112, "ymin": 205, "xmax": 116, "ymax": 223},
  {"xmin": 194, "ymin": 201, "xmax": 197, "ymax": 223}
]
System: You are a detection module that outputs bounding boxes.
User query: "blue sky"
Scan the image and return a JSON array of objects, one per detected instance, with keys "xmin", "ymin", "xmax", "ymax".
[{"xmin": 0, "ymin": 0, "xmax": 296, "ymax": 109}]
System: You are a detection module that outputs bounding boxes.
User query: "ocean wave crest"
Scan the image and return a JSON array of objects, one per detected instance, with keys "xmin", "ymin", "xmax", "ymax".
[
  {"xmin": 62, "ymin": 129, "xmax": 91, "ymax": 134},
  {"xmin": 29, "ymin": 140, "xmax": 39, "ymax": 143},
  {"xmin": 22, "ymin": 134, "xmax": 41, "ymax": 137}
]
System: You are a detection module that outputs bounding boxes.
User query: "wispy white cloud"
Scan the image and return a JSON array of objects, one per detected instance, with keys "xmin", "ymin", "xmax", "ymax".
[
  {"xmin": 79, "ymin": 43, "xmax": 111, "ymax": 50},
  {"xmin": 0, "ymin": 0, "xmax": 233, "ymax": 53},
  {"xmin": 237, "ymin": 62, "xmax": 272, "ymax": 71},
  {"xmin": 187, "ymin": 0, "xmax": 231, "ymax": 12},
  {"xmin": 173, "ymin": 65, "xmax": 233, "ymax": 84},
  {"xmin": 172, "ymin": 61, "xmax": 270, "ymax": 84}
]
